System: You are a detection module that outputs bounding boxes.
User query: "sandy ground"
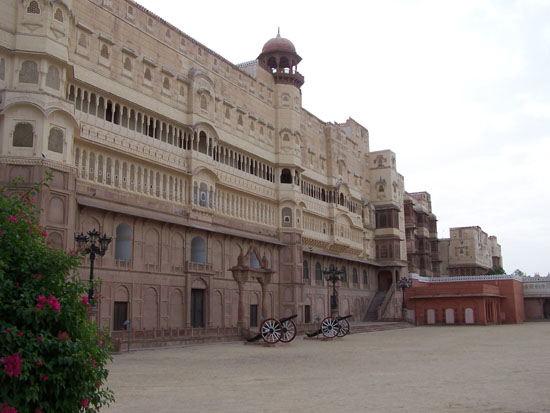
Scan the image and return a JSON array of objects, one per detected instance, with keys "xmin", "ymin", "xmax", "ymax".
[{"xmin": 104, "ymin": 323, "xmax": 550, "ymax": 413}]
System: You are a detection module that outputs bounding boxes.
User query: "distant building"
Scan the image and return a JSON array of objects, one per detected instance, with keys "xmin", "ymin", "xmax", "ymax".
[
  {"xmin": 404, "ymin": 192, "xmax": 440, "ymax": 277},
  {"xmin": 439, "ymin": 226, "xmax": 503, "ymax": 276},
  {"xmin": 406, "ymin": 273, "xmax": 524, "ymax": 325}
]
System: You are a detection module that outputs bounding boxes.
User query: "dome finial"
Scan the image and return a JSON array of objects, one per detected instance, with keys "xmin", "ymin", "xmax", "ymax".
[{"xmin": 277, "ymin": 27, "xmax": 280, "ymax": 37}]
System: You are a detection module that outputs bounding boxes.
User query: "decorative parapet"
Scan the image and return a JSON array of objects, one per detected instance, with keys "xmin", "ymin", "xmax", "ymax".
[
  {"xmin": 410, "ymin": 273, "xmax": 524, "ymax": 283},
  {"xmin": 522, "ymin": 275, "xmax": 550, "ymax": 296}
]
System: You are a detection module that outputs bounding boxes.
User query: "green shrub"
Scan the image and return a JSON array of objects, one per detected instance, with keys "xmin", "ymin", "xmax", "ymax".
[{"xmin": 0, "ymin": 174, "xmax": 114, "ymax": 412}]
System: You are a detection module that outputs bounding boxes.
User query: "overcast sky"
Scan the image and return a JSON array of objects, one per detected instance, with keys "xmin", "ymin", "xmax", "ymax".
[{"xmin": 136, "ymin": 0, "xmax": 550, "ymax": 275}]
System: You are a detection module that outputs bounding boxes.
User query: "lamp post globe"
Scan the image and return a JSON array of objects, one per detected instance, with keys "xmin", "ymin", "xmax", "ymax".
[
  {"xmin": 74, "ymin": 228, "xmax": 112, "ymax": 304},
  {"xmin": 396, "ymin": 277, "xmax": 413, "ymax": 309}
]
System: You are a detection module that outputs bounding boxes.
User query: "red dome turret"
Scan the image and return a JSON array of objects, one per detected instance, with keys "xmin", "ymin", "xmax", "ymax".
[
  {"xmin": 257, "ymin": 29, "xmax": 304, "ymax": 88},
  {"xmin": 262, "ymin": 32, "xmax": 296, "ymax": 54}
]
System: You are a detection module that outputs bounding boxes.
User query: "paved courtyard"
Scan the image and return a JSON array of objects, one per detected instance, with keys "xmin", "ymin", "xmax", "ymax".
[{"xmin": 104, "ymin": 323, "xmax": 550, "ymax": 412}]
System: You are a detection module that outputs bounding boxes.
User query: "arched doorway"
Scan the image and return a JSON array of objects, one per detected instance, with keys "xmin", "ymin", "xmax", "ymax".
[
  {"xmin": 378, "ymin": 270, "xmax": 392, "ymax": 292},
  {"xmin": 544, "ymin": 299, "xmax": 550, "ymax": 319}
]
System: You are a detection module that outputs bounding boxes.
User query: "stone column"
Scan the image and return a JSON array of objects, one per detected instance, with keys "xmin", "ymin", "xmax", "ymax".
[
  {"xmin": 230, "ymin": 267, "xmax": 249, "ymax": 330},
  {"xmin": 236, "ymin": 279, "xmax": 246, "ymax": 329},
  {"xmin": 257, "ymin": 272, "xmax": 272, "ymax": 320}
]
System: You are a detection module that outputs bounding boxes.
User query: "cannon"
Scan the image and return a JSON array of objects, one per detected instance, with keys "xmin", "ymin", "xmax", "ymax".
[
  {"xmin": 306, "ymin": 314, "xmax": 351, "ymax": 338},
  {"xmin": 247, "ymin": 314, "xmax": 298, "ymax": 344}
]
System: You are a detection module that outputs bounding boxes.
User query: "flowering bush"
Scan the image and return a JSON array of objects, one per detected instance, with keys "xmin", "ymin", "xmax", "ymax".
[{"xmin": 0, "ymin": 175, "xmax": 114, "ymax": 412}]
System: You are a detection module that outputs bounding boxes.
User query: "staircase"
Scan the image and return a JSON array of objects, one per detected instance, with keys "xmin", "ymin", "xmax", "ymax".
[{"xmin": 363, "ymin": 291, "xmax": 387, "ymax": 321}]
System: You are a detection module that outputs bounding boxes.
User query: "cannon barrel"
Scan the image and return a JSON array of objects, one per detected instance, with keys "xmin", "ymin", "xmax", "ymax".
[
  {"xmin": 336, "ymin": 314, "xmax": 352, "ymax": 321},
  {"xmin": 246, "ymin": 332, "xmax": 262, "ymax": 342},
  {"xmin": 306, "ymin": 328, "xmax": 322, "ymax": 337},
  {"xmin": 279, "ymin": 314, "xmax": 298, "ymax": 324}
]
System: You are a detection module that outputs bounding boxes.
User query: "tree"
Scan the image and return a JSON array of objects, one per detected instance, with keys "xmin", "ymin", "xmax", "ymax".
[
  {"xmin": 512, "ymin": 269, "xmax": 526, "ymax": 277},
  {"xmin": 486, "ymin": 266, "xmax": 506, "ymax": 275},
  {"xmin": 0, "ymin": 175, "xmax": 114, "ymax": 412}
]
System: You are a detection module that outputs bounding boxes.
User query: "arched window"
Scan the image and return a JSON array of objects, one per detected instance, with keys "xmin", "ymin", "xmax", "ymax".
[
  {"xmin": 199, "ymin": 182, "xmax": 207, "ymax": 207},
  {"xmin": 13, "ymin": 123, "xmax": 34, "ymax": 147},
  {"xmin": 200, "ymin": 95, "xmax": 208, "ymax": 110},
  {"xmin": 280, "ymin": 168, "xmax": 292, "ymax": 184},
  {"xmin": 341, "ymin": 266, "xmax": 347, "ymax": 282},
  {"xmin": 303, "ymin": 260, "xmax": 310, "ymax": 280},
  {"xmin": 123, "ymin": 57, "xmax": 132, "ymax": 71},
  {"xmin": 267, "ymin": 56, "xmax": 277, "ymax": 70},
  {"xmin": 250, "ymin": 250, "xmax": 260, "ymax": 268},
  {"xmin": 100, "ymin": 44, "xmax": 109, "ymax": 59},
  {"xmin": 19, "ymin": 60, "xmax": 38, "ymax": 84},
  {"xmin": 45, "ymin": 66, "xmax": 60, "ymax": 90},
  {"xmin": 27, "ymin": 1, "xmax": 40, "ymax": 14},
  {"xmin": 281, "ymin": 207, "xmax": 292, "ymax": 227},
  {"xmin": 0, "ymin": 58, "xmax": 5, "ymax": 81},
  {"xmin": 115, "ymin": 223, "xmax": 132, "ymax": 261},
  {"xmin": 179, "ymin": 84, "xmax": 185, "ymax": 97},
  {"xmin": 163, "ymin": 77, "xmax": 170, "ymax": 90},
  {"xmin": 47, "ymin": 127, "xmax": 63, "ymax": 153},
  {"xmin": 315, "ymin": 262, "xmax": 323, "ymax": 281},
  {"xmin": 279, "ymin": 56, "xmax": 289, "ymax": 69},
  {"xmin": 190, "ymin": 236, "xmax": 206, "ymax": 263},
  {"xmin": 144, "ymin": 68, "xmax": 152, "ymax": 81},
  {"xmin": 198, "ymin": 131, "xmax": 207, "ymax": 154},
  {"xmin": 78, "ymin": 33, "xmax": 87, "ymax": 48},
  {"xmin": 352, "ymin": 268, "xmax": 358, "ymax": 284},
  {"xmin": 54, "ymin": 8, "xmax": 64, "ymax": 22},
  {"xmin": 363, "ymin": 269, "xmax": 368, "ymax": 285}
]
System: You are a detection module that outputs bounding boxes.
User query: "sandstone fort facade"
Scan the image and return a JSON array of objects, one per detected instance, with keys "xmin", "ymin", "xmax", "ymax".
[
  {"xmin": 3, "ymin": 1, "xmax": 522, "ymax": 338},
  {"xmin": 0, "ymin": 0, "xmax": 415, "ymax": 336}
]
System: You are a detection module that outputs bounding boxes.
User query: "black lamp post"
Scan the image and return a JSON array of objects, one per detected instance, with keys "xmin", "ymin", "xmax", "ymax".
[
  {"xmin": 75, "ymin": 228, "xmax": 112, "ymax": 303},
  {"xmin": 396, "ymin": 276, "xmax": 413, "ymax": 309},
  {"xmin": 323, "ymin": 267, "xmax": 345, "ymax": 310}
]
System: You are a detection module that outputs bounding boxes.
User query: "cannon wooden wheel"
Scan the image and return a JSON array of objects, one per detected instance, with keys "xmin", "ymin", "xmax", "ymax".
[
  {"xmin": 260, "ymin": 318, "xmax": 282, "ymax": 344},
  {"xmin": 337, "ymin": 318, "xmax": 350, "ymax": 337},
  {"xmin": 280, "ymin": 319, "xmax": 297, "ymax": 343},
  {"xmin": 321, "ymin": 317, "xmax": 338, "ymax": 338}
]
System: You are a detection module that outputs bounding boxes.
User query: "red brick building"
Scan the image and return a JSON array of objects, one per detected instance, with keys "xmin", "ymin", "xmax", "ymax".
[{"xmin": 406, "ymin": 274, "xmax": 525, "ymax": 325}]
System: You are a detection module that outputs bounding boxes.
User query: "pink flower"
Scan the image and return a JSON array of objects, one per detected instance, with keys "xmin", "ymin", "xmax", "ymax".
[
  {"xmin": 35, "ymin": 360, "xmax": 42, "ymax": 366},
  {"xmin": 81, "ymin": 398, "xmax": 89, "ymax": 408},
  {"xmin": 46, "ymin": 240, "xmax": 51, "ymax": 244},
  {"xmin": 0, "ymin": 402, "xmax": 18, "ymax": 413},
  {"xmin": 41, "ymin": 374, "xmax": 48, "ymax": 381},
  {"xmin": 3, "ymin": 328, "xmax": 9, "ymax": 334},
  {"xmin": 42, "ymin": 231, "xmax": 48, "ymax": 238},
  {"xmin": 26, "ymin": 217, "xmax": 31, "ymax": 224},
  {"xmin": 0, "ymin": 231, "xmax": 4, "ymax": 237},
  {"xmin": 47, "ymin": 295, "xmax": 60, "ymax": 312},
  {"xmin": 1, "ymin": 352, "xmax": 22, "ymax": 377},
  {"xmin": 95, "ymin": 381, "xmax": 101, "ymax": 387},
  {"xmin": 35, "ymin": 274, "xmax": 42, "ymax": 279},
  {"xmin": 17, "ymin": 332, "xmax": 23, "ymax": 337},
  {"xmin": 58, "ymin": 331, "xmax": 70, "ymax": 341},
  {"xmin": 37, "ymin": 296, "xmax": 46, "ymax": 304},
  {"xmin": 36, "ymin": 336, "xmax": 42, "ymax": 342},
  {"xmin": 36, "ymin": 303, "xmax": 44, "ymax": 311},
  {"xmin": 81, "ymin": 296, "xmax": 89, "ymax": 305},
  {"xmin": 35, "ymin": 408, "xmax": 42, "ymax": 413},
  {"xmin": 8, "ymin": 216, "xmax": 17, "ymax": 222},
  {"xmin": 98, "ymin": 341, "xmax": 103, "ymax": 346}
]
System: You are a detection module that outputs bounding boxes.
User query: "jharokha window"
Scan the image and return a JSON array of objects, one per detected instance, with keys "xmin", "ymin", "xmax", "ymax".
[{"xmin": 27, "ymin": 1, "xmax": 40, "ymax": 14}]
